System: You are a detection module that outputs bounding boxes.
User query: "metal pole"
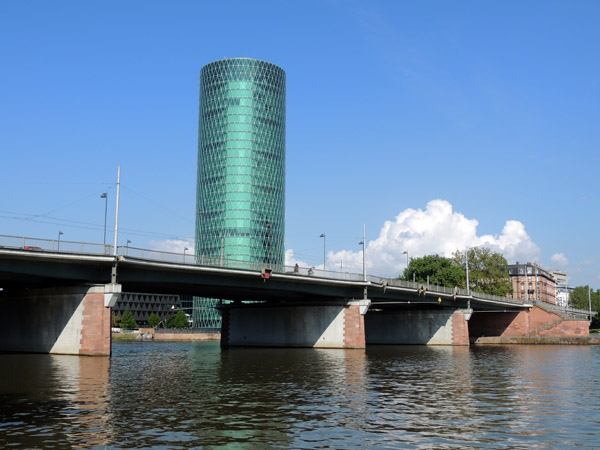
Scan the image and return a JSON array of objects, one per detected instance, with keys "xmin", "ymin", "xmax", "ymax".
[
  {"xmin": 220, "ymin": 237, "xmax": 224, "ymax": 266},
  {"xmin": 57, "ymin": 231, "xmax": 63, "ymax": 251},
  {"xmin": 465, "ymin": 250, "xmax": 469, "ymax": 293},
  {"xmin": 198, "ymin": 210, "xmax": 205, "ymax": 264},
  {"xmin": 363, "ymin": 223, "xmax": 366, "ymax": 281},
  {"xmin": 524, "ymin": 263, "xmax": 529, "ymax": 301},
  {"xmin": 113, "ymin": 166, "xmax": 121, "ymax": 256},
  {"xmin": 320, "ymin": 233, "xmax": 326, "ymax": 271},
  {"xmin": 589, "ymin": 286, "xmax": 592, "ymax": 322},
  {"xmin": 101, "ymin": 193, "xmax": 108, "ymax": 248}
]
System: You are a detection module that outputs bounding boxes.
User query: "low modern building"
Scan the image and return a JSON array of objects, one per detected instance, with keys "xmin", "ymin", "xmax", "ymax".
[
  {"xmin": 549, "ymin": 270, "xmax": 571, "ymax": 308},
  {"xmin": 113, "ymin": 293, "xmax": 182, "ymax": 326},
  {"xmin": 508, "ymin": 262, "xmax": 557, "ymax": 305}
]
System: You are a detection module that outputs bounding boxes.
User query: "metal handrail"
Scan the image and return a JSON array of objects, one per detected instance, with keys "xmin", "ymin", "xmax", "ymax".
[
  {"xmin": 0, "ymin": 233, "xmax": 573, "ymax": 309},
  {"xmin": 0, "ymin": 234, "xmax": 111, "ymax": 256}
]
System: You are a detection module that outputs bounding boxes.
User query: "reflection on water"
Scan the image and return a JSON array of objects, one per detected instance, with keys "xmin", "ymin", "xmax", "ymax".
[
  {"xmin": 0, "ymin": 353, "xmax": 110, "ymax": 449},
  {"xmin": 0, "ymin": 343, "xmax": 599, "ymax": 449}
]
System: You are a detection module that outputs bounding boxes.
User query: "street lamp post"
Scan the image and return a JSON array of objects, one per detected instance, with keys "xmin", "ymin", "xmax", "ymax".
[
  {"xmin": 198, "ymin": 210, "xmax": 205, "ymax": 264},
  {"xmin": 465, "ymin": 249, "xmax": 470, "ymax": 295},
  {"xmin": 57, "ymin": 231, "xmax": 63, "ymax": 251},
  {"xmin": 358, "ymin": 241, "xmax": 365, "ymax": 281},
  {"xmin": 100, "ymin": 192, "xmax": 108, "ymax": 250},
  {"xmin": 358, "ymin": 223, "xmax": 366, "ymax": 282},
  {"xmin": 183, "ymin": 247, "xmax": 188, "ymax": 263},
  {"xmin": 126, "ymin": 239, "xmax": 131, "ymax": 255},
  {"xmin": 320, "ymin": 233, "xmax": 326, "ymax": 271},
  {"xmin": 403, "ymin": 250, "xmax": 409, "ymax": 270},
  {"xmin": 589, "ymin": 286, "xmax": 592, "ymax": 324}
]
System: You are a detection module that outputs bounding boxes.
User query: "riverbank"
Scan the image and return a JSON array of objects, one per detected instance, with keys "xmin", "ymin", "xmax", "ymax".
[
  {"xmin": 112, "ymin": 328, "xmax": 220, "ymax": 342},
  {"xmin": 474, "ymin": 335, "xmax": 600, "ymax": 345}
]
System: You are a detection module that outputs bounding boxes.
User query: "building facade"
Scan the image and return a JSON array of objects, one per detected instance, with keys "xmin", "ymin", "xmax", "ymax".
[
  {"xmin": 193, "ymin": 58, "xmax": 286, "ymax": 328},
  {"xmin": 113, "ymin": 293, "xmax": 181, "ymax": 326},
  {"xmin": 508, "ymin": 262, "xmax": 557, "ymax": 305},
  {"xmin": 549, "ymin": 270, "xmax": 571, "ymax": 308}
]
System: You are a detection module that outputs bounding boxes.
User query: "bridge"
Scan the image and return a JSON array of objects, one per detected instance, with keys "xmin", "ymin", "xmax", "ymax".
[{"xmin": 0, "ymin": 234, "xmax": 592, "ymax": 355}]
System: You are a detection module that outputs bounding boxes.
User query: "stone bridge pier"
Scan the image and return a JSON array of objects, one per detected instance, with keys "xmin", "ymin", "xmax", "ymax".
[
  {"xmin": 0, "ymin": 284, "xmax": 120, "ymax": 356},
  {"xmin": 219, "ymin": 299, "xmax": 372, "ymax": 348},
  {"xmin": 365, "ymin": 309, "xmax": 472, "ymax": 346}
]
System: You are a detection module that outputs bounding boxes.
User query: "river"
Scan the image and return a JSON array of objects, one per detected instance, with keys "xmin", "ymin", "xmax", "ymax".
[{"xmin": 1, "ymin": 342, "xmax": 599, "ymax": 449}]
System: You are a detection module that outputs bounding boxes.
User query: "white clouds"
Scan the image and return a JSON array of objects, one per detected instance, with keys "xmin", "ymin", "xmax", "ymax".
[
  {"xmin": 478, "ymin": 220, "xmax": 541, "ymax": 264},
  {"xmin": 148, "ymin": 200, "xmax": 542, "ymax": 280},
  {"xmin": 550, "ymin": 252, "xmax": 569, "ymax": 268},
  {"xmin": 285, "ymin": 249, "xmax": 310, "ymax": 268},
  {"xmin": 150, "ymin": 238, "xmax": 193, "ymax": 254},
  {"xmin": 324, "ymin": 199, "xmax": 541, "ymax": 277}
]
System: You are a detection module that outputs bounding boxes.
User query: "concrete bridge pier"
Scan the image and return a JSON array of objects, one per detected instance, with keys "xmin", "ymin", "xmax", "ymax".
[
  {"xmin": 365, "ymin": 309, "xmax": 472, "ymax": 346},
  {"xmin": 219, "ymin": 299, "xmax": 371, "ymax": 348},
  {"xmin": 0, "ymin": 284, "xmax": 119, "ymax": 356}
]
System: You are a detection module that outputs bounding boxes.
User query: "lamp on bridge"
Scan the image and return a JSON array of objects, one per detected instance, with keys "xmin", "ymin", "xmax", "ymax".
[
  {"xmin": 198, "ymin": 210, "xmax": 205, "ymax": 264},
  {"xmin": 57, "ymin": 231, "xmax": 63, "ymax": 251},
  {"xmin": 403, "ymin": 250, "xmax": 409, "ymax": 271},
  {"xmin": 359, "ymin": 239, "xmax": 365, "ymax": 281},
  {"xmin": 100, "ymin": 192, "xmax": 108, "ymax": 247},
  {"xmin": 320, "ymin": 233, "xmax": 326, "ymax": 271},
  {"xmin": 183, "ymin": 247, "xmax": 188, "ymax": 263}
]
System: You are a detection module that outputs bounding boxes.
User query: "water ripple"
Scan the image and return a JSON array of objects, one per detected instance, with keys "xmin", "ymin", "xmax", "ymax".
[{"xmin": 1, "ymin": 344, "xmax": 599, "ymax": 449}]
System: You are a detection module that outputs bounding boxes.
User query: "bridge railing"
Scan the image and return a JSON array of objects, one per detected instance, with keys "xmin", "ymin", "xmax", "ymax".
[
  {"xmin": 0, "ymin": 234, "xmax": 110, "ymax": 255},
  {"xmin": 119, "ymin": 246, "xmax": 367, "ymax": 281},
  {"xmin": 0, "ymin": 234, "xmax": 582, "ymax": 311},
  {"xmin": 533, "ymin": 301, "xmax": 595, "ymax": 319}
]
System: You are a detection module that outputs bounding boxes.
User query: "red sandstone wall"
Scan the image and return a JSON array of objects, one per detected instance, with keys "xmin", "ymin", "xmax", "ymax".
[
  {"xmin": 538, "ymin": 320, "xmax": 589, "ymax": 336},
  {"xmin": 529, "ymin": 307, "xmax": 561, "ymax": 333},
  {"xmin": 451, "ymin": 313, "xmax": 470, "ymax": 345},
  {"xmin": 80, "ymin": 292, "xmax": 111, "ymax": 356},
  {"xmin": 470, "ymin": 306, "xmax": 589, "ymax": 339},
  {"xmin": 469, "ymin": 311, "xmax": 527, "ymax": 337},
  {"xmin": 344, "ymin": 305, "xmax": 366, "ymax": 349}
]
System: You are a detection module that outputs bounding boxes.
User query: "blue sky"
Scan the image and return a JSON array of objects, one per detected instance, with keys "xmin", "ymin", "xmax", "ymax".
[{"xmin": 1, "ymin": 0, "xmax": 598, "ymax": 286}]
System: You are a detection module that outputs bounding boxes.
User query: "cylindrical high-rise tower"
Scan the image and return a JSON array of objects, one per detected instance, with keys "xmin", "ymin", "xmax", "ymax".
[{"xmin": 196, "ymin": 58, "xmax": 286, "ymax": 267}]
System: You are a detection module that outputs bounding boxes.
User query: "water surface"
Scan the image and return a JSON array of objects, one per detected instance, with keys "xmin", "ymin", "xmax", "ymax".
[{"xmin": 1, "ymin": 342, "xmax": 598, "ymax": 449}]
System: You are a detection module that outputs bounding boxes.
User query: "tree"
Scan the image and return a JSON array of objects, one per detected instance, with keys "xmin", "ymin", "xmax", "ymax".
[
  {"xmin": 147, "ymin": 313, "xmax": 161, "ymax": 328},
  {"xmin": 401, "ymin": 254, "xmax": 464, "ymax": 288},
  {"xmin": 569, "ymin": 286, "xmax": 600, "ymax": 328},
  {"xmin": 452, "ymin": 247, "xmax": 512, "ymax": 296},
  {"xmin": 166, "ymin": 310, "xmax": 189, "ymax": 328},
  {"xmin": 119, "ymin": 309, "xmax": 138, "ymax": 329},
  {"xmin": 111, "ymin": 312, "xmax": 121, "ymax": 327}
]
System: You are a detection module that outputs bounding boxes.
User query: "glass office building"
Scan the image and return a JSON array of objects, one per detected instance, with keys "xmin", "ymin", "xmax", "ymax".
[{"xmin": 193, "ymin": 58, "xmax": 286, "ymax": 328}]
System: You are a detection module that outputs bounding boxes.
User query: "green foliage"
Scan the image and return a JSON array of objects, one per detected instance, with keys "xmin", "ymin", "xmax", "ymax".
[
  {"xmin": 111, "ymin": 312, "xmax": 121, "ymax": 327},
  {"xmin": 452, "ymin": 247, "xmax": 512, "ymax": 296},
  {"xmin": 569, "ymin": 286, "xmax": 600, "ymax": 327},
  {"xmin": 165, "ymin": 310, "xmax": 189, "ymax": 328},
  {"xmin": 402, "ymin": 254, "xmax": 464, "ymax": 288},
  {"xmin": 147, "ymin": 313, "xmax": 161, "ymax": 328},
  {"xmin": 118, "ymin": 309, "xmax": 138, "ymax": 329}
]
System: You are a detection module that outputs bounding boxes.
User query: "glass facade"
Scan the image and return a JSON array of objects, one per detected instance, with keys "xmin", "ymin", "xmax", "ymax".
[{"xmin": 193, "ymin": 58, "xmax": 286, "ymax": 328}]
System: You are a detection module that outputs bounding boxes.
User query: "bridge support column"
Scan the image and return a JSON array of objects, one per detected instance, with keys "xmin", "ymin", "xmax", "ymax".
[
  {"xmin": 0, "ymin": 284, "xmax": 117, "ymax": 355},
  {"xmin": 365, "ymin": 309, "xmax": 471, "ymax": 346},
  {"xmin": 220, "ymin": 299, "xmax": 371, "ymax": 348}
]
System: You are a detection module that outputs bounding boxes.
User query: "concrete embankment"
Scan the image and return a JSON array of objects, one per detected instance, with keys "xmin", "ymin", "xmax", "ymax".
[
  {"xmin": 474, "ymin": 335, "xmax": 600, "ymax": 345},
  {"xmin": 113, "ymin": 328, "xmax": 220, "ymax": 342}
]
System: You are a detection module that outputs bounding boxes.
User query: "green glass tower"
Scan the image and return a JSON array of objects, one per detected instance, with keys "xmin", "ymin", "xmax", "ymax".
[{"xmin": 193, "ymin": 58, "xmax": 286, "ymax": 328}]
